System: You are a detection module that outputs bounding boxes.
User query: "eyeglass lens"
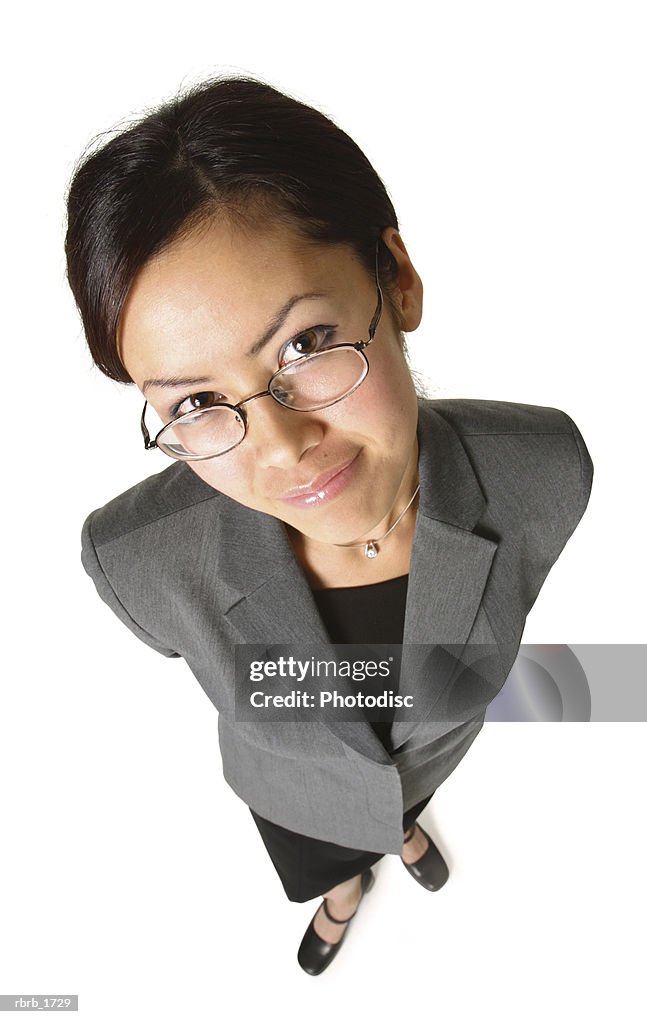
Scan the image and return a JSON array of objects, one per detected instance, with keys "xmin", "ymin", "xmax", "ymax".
[{"xmin": 156, "ymin": 346, "xmax": 368, "ymax": 459}]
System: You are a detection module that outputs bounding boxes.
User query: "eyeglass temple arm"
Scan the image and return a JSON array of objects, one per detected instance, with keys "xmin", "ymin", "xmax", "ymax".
[
  {"xmin": 359, "ymin": 239, "xmax": 384, "ymax": 350},
  {"xmin": 140, "ymin": 401, "xmax": 157, "ymax": 449}
]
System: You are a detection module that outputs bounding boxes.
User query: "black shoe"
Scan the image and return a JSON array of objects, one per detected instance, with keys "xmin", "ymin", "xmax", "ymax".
[
  {"xmin": 297, "ymin": 868, "xmax": 375, "ymax": 976},
  {"xmin": 401, "ymin": 821, "xmax": 449, "ymax": 891}
]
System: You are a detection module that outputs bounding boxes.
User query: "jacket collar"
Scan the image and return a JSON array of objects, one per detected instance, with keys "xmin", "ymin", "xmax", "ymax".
[{"xmin": 216, "ymin": 398, "xmax": 498, "ymax": 762}]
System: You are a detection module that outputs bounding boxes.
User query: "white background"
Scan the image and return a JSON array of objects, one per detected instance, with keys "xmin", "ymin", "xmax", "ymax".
[{"xmin": 2, "ymin": 1, "xmax": 645, "ymax": 1020}]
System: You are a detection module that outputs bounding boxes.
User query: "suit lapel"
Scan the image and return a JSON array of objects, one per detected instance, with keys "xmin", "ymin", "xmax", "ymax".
[
  {"xmin": 221, "ymin": 502, "xmax": 394, "ymax": 763},
  {"xmin": 392, "ymin": 404, "xmax": 498, "ymax": 747},
  {"xmin": 220, "ymin": 399, "xmax": 498, "ymax": 762}
]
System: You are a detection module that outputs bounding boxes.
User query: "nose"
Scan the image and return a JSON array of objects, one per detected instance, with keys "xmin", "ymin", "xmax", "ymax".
[{"xmin": 246, "ymin": 394, "xmax": 323, "ymax": 470}]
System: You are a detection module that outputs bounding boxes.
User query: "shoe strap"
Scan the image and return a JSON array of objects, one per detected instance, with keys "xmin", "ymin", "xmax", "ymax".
[
  {"xmin": 403, "ymin": 822, "xmax": 417, "ymax": 843},
  {"xmin": 322, "ymin": 897, "xmax": 358, "ymax": 925}
]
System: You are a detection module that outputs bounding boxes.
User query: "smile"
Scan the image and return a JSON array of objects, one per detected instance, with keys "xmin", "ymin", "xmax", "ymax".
[{"xmin": 277, "ymin": 452, "xmax": 361, "ymax": 509}]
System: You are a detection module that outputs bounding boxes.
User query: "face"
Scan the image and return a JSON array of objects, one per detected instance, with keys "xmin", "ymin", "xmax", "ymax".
[{"xmin": 118, "ymin": 218, "xmax": 423, "ymax": 553}]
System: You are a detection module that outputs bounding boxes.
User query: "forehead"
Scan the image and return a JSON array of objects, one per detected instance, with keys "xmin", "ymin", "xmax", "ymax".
[{"xmin": 117, "ymin": 219, "xmax": 361, "ymax": 379}]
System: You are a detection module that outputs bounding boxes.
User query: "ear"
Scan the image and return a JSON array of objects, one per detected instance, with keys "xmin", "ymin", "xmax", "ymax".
[{"xmin": 380, "ymin": 227, "xmax": 423, "ymax": 332}]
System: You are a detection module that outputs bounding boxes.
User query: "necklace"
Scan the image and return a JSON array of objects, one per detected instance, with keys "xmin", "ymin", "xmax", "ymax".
[{"xmin": 331, "ymin": 483, "xmax": 421, "ymax": 559}]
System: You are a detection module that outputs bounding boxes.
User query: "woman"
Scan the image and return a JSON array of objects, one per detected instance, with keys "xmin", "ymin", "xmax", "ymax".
[{"xmin": 65, "ymin": 75, "xmax": 594, "ymax": 975}]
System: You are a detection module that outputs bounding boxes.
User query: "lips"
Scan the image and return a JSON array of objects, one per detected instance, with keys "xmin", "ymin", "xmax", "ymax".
[{"xmin": 278, "ymin": 454, "xmax": 359, "ymax": 500}]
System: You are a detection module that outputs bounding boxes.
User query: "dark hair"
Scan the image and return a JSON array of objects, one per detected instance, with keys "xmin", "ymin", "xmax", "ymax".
[{"xmin": 65, "ymin": 74, "xmax": 411, "ymax": 385}]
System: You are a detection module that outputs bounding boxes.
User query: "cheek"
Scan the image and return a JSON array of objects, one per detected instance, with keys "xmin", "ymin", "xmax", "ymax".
[
  {"xmin": 344, "ymin": 349, "xmax": 416, "ymax": 432},
  {"xmin": 186, "ymin": 453, "xmax": 254, "ymax": 500}
]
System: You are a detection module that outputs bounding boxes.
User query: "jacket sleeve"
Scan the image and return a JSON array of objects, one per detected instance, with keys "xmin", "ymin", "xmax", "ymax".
[
  {"xmin": 558, "ymin": 408, "xmax": 595, "ymax": 524},
  {"xmin": 516, "ymin": 406, "xmax": 594, "ymax": 621},
  {"xmin": 81, "ymin": 511, "xmax": 181, "ymax": 659}
]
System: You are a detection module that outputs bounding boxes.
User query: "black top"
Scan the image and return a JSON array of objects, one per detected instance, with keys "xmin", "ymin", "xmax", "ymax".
[{"xmin": 311, "ymin": 574, "xmax": 409, "ymax": 752}]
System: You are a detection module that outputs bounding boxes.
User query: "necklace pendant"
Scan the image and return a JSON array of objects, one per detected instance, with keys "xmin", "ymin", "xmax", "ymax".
[{"xmin": 365, "ymin": 540, "xmax": 378, "ymax": 558}]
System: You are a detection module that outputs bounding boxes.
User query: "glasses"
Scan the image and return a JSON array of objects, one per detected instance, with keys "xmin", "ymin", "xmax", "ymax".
[{"xmin": 140, "ymin": 240, "xmax": 384, "ymax": 461}]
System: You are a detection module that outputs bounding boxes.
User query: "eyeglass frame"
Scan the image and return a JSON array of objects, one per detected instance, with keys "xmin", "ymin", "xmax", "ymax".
[{"xmin": 140, "ymin": 238, "xmax": 385, "ymax": 461}]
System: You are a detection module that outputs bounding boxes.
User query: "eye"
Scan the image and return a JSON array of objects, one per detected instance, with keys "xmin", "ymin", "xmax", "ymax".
[
  {"xmin": 279, "ymin": 325, "xmax": 338, "ymax": 365},
  {"xmin": 170, "ymin": 391, "xmax": 224, "ymax": 418}
]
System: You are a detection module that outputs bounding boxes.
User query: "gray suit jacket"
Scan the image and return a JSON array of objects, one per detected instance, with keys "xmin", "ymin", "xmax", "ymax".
[{"xmin": 81, "ymin": 398, "xmax": 593, "ymax": 853}]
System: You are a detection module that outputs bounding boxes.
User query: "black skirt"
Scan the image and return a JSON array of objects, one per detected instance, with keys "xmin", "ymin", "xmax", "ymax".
[
  {"xmin": 249, "ymin": 574, "xmax": 437, "ymax": 903},
  {"xmin": 250, "ymin": 790, "xmax": 436, "ymax": 903}
]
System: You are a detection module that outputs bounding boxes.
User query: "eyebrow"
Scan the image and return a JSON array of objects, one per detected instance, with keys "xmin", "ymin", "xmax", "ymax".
[{"xmin": 142, "ymin": 291, "xmax": 329, "ymax": 394}]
